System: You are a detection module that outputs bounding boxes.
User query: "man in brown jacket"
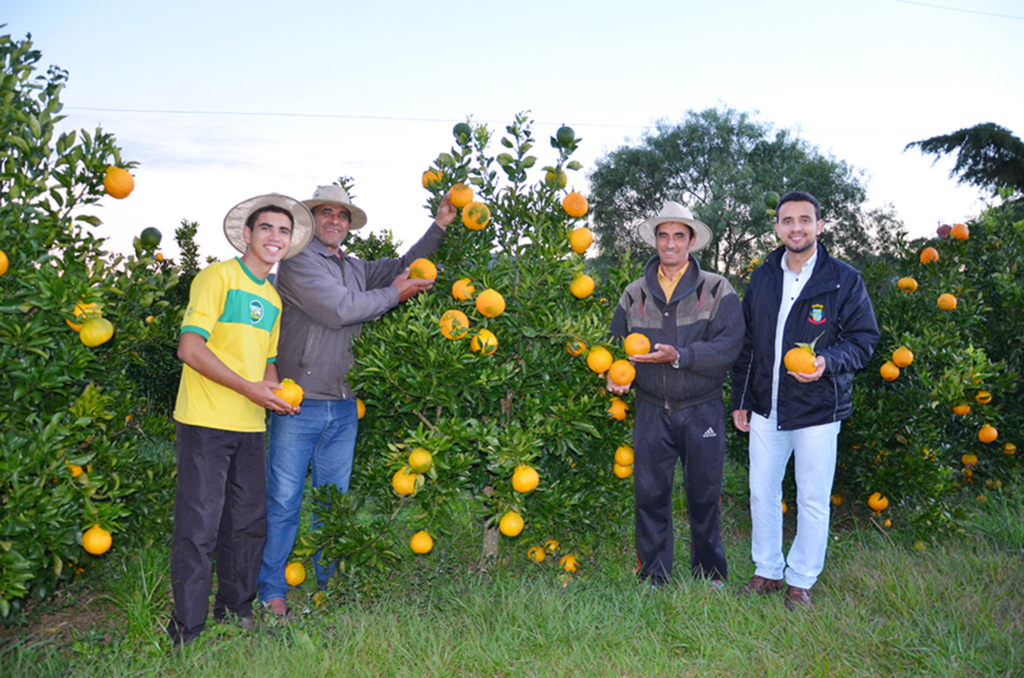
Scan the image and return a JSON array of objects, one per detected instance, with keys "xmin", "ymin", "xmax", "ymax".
[{"xmin": 258, "ymin": 186, "xmax": 455, "ymax": 616}]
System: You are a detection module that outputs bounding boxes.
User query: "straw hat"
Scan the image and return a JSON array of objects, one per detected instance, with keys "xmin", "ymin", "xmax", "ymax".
[
  {"xmin": 637, "ymin": 201, "xmax": 712, "ymax": 252},
  {"xmin": 302, "ymin": 185, "xmax": 367, "ymax": 230},
  {"xmin": 223, "ymin": 194, "xmax": 315, "ymax": 260}
]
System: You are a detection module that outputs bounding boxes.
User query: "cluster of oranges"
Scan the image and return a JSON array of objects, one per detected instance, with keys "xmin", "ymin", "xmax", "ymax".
[{"xmin": 866, "ymin": 223, "xmax": 1015, "ymax": 526}]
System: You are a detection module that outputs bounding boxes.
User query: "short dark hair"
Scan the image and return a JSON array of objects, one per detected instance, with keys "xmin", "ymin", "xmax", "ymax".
[
  {"xmin": 245, "ymin": 204, "xmax": 294, "ymax": 231},
  {"xmin": 777, "ymin": 191, "xmax": 821, "ymax": 221},
  {"xmin": 655, "ymin": 221, "xmax": 695, "ymax": 241}
]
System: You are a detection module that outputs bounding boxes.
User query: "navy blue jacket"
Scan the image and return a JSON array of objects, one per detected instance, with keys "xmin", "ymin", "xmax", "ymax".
[{"xmin": 731, "ymin": 245, "xmax": 879, "ymax": 430}]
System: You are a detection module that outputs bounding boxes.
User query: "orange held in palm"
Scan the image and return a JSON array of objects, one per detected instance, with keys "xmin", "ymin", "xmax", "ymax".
[{"xmin": 274, "ymin": 378, "xmax": 304, "ymax": 408}]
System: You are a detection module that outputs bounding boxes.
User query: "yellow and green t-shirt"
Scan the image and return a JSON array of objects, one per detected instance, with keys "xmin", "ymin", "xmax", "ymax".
[{"xmin": 173, "ymin": 258, "xmax": 282, "ymax": 432}]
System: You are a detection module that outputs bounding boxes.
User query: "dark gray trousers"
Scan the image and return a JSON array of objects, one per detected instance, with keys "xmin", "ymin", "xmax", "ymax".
[
  {"xmin": 168, "ymin": 423, "xmax": 267, "ymax": 645},
  {"xmin": 633, "ymin": 397, "xmax": 728, "ymax": 584}
]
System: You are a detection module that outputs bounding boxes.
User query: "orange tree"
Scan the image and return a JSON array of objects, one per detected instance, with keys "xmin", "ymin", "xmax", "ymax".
[
  {"xmin": 837, "ymin": 199, "xmax": 1022, "ymax": 537},
  {"xmin": 0, "ymin": 33, "xmax": 179, "ymax": 616},
  {"xmin": 305, "ymin": 114, "xmax": 642, "ymax": 578}
]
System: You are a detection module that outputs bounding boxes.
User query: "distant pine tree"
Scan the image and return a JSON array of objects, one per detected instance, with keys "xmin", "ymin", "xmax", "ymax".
[{"xmin": 906, "ymin": 123, "xmax": 1024, "ymax": 196}]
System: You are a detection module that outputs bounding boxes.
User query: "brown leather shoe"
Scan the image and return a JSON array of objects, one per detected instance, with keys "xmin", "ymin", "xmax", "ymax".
[
  {"xmin": 740, "ymin": 575, "xmax": 785, "ymax": 596},
  {"xmin": 784, "ymin": 585, "xmax": 813, "ymax": 611}
]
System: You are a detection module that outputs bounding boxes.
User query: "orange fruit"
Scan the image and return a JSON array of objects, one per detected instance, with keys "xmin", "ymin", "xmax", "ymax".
[
  {"xmin": 66, "ymin": 301, "xmax": 102, "ymax": 331},
  {"xmin": 569, "ymin": 274, "xmax": 595, "ymax": 299},
  {"xmin": 409, "ymin": 258, "xmax": 437, "ymax": 280},
  {"xmin": 285, "ymin": 562, "xmax": 306, "ymax": 585},
  {"xmin": 613, "ymin": 463, "xmax": 633, "ymax": 479},
  {"xmin": 392, "ymin": 468, "xmax": 418, "ymax": 495},
  {"xmin": 527, "ymin": 545, "xmax": 546, "ymax": 563},
  {"xmin": 919, "ymin": 247, "xmax": 938, "ymax": 264},
  {"xmin": 867, "ymin": 492, "xmax": 888, "ymax": 512},
  {"xmin": 884, "ymin": 519, "xmax": 892, "ymax": 529},
  {"xmin": 79, "ymin": 317, "xmax": 114, "ymax": 347},
  {"xmin": 475, "ymin": 289, "xmax": 506, "ymax": 318},
  {"xmin": 606, "ymin": 398, "xmax": 629, "ymax": 421},
  {"xmin": 0, "ymin": 249, "xmax": 8, "ymax": 276},
  {"xmin": 67, "ymin": 463, "xmax": 83, "ymax": 477},
  {"xmin": 357, "ymin": 398, "xmax": 366, "ymax": 419},
  {"xmin": 410, "ymin": 531, "xmax": 433, "ymax": 555},
  {"xmin": 452, "ymin": 278, "xmax": 476, "ymax": 300},
  {"xmin": 784, "ymin": 346, "xmax": 817, "ymax": 374},
  {"xmin": 462, "ymin": 202, "xmax": 491, "ymax": 230},
  {"xmin": 470, "ymin": 329, "xmax": 498, "ymax": 356},
  {"xmin": 155, "ymin": 252, "xmax": 164, "ymax": 262},
  {"xmin": 562, "ymin": 192, "xmax": 588, "ymax": 218},
  {"xmin": 950, "ymin": 223, "xmax": 969, "ymax": 240},
  {"xmin": 608, "ymin": 359, "xmax": 636, "ymax": 386},
  {"xmin": 499, "ymin": 511, "xmax": 524, "ymax": 537},
  {"xmin": 880, "ymin": 361, "xmax": 900, "ymax": 381},
  {"xmin": 559, "ymin": 554, "xmax": 579, "ymax": 573},
  {"xmin": 439, "ymin": 309, "xmax": 470, "ymax": 340},
  {"xmin": 891, "ymin": 346, "xmax": 913, "ymax": 368},
  {"xmin": 422, "ymin": 169, "xmax": 442, "ymax": 188},
  {"xmin": 82, "ymin": 525, "xmax": 112, "ymax": 556},
  {"xmin": 961, "ymin": 453, "xmax": 978, "ymax": 467},
  {"xmin": 624, "ymin": 333, "xmax": 651, "ymax": 357},
  {"xmin": 569, "ymin": 227, "xmax": 593, "ymax": 254},
  {"xmin": 614, "ymin": 445, "xmax": 634, "ymax": 466},
  {"xmin": 586, "ymin": 346, "xmax": 613, "ymax": 374},
  {"xmin": 545, "ymin": 168, "xmax": 568, "ymax": 188},
  {"xmin": 937, "ymin": 293, "xmax": 957, "ymax": 311},
  {"xmin": 408, "ymin": 448, "xmax": 433, "ymax": 474},
  {"xmin": 274, "ymin": 378, "xmax": 304, "ymax": 408},
  {"xmin": 897, "ymin": 277, "xmax": 918, "ymax": 293},
  {"xmin": 1003, "ymin": 442, "xmax": 1016, "ymax": 455},
  {"xmin": 544, "ymin": 539, "xmax": 560, "ymax": 554},
  {"xmin": 975, "ymin": 391, "xmax": 992, "ymax": 404},
  {"xmin": 952, "ymin": 404, "xmax": 971, "ymax": 416},
  {"xmin": 450, "ymin": 183, "xmax": 474, "ymax": 208},
  {"xmin": 978, "ymin": 424, "xmax": 998, "ymax": 444},
  {"xmin": 565, "ymin": 337, "xmax": 586, "ymax": 357},
  {"xmin": 830, "ymin": 494, "xmax": 842, "ymax": 507},
  {"xmin": 512, "ymin": 465, "xmax": 540, "ymax": 493},
  {"xmin": 781, "ymin": 499, "xmax": 788, "ymax": 515},
  {"xmin": 103, "ymin": 166, "xmax": 134, "ymax": 199}
]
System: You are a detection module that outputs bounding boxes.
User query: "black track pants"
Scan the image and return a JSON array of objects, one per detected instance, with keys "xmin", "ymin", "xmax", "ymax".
[
  {"xmin": 633, "ymin": 397, "xmax": 728, "ymax": 583},
  {"xmin": 168, "ymin": 423, "xmax": 267, "ymax": 645}
]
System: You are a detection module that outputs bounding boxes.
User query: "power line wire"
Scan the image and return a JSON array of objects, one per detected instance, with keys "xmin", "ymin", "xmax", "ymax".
[
  {"xmin": 892, "ymin": 0, "xmax": 1024, "ymax": 19},
  {"xmin": 64, "ymin": 107, "xmax": 647, "ymax": 130},
  {"xmin": 62, "ymin": 106, "xmax": 924, "ymax": 136}
]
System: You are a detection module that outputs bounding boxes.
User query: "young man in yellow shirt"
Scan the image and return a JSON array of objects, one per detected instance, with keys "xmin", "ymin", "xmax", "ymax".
[{"xmin": 167, "ymin": 194, "xmax": 313, "ymax": 646}]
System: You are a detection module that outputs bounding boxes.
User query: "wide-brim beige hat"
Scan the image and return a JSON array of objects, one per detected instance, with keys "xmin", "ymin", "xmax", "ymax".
[
  {"xmin": 302, "ymin": 185, "xmax": 368, "ymax": 230},
  {"xmin": 223, "ymin": 194, "xmax": 315, "ymax": 260},
  {"xmin": 637, "ymin": 201, "xmax": 713, "ymax": 252}
]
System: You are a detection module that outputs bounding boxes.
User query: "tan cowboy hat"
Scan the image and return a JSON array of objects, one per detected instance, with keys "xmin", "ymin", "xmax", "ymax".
[
  {"xmin": 302, "ymin": 185, "xmax": 368, "ymax": 230},
  {"xmin": 223, "ymin": 194, "xmax": 315, "ymax": 260},
  {"xmin": 637, "ymin": 201, "xmax": 713, "ymax": 252}
]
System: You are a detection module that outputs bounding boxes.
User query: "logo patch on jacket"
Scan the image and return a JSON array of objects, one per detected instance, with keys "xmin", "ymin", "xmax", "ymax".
[{"xmin": 808, "ymin": 304, "xmax": 826, "ymax": 325}]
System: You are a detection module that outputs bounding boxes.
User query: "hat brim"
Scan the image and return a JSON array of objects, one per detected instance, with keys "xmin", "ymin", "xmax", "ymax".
[
  {"xmin": 638, "ymin": 215, "xmax": 713, "ymax": 252},
  {"xmin": 302, "ymin": 199, "xmax": 368, "ymax": 230},
  {"xmin": 223, "ymin": 194, "xmax": 315, "ymax": 260}
]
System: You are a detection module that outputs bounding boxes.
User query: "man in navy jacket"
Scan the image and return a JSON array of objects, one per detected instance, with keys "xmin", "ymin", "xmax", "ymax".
[{"xmin": 731, "ymin": 191, "xmax": 878, "ymax": 611}]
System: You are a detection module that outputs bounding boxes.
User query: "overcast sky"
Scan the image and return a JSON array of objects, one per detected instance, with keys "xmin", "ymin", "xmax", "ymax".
[{"xmin": 6, "ymin": 0, "xmax": 1023, "ymax": 262}]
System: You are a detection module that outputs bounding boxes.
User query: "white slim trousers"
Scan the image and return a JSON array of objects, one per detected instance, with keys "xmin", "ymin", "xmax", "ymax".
[{"xmin": 749, "ymin": 411, "xmax": 840, "ymax": 589}]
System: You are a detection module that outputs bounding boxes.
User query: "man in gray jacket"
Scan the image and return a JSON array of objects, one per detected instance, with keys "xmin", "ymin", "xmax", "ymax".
[{"xmin": 258, "ymin": 185, "xmax": 456, "ymax": 615}]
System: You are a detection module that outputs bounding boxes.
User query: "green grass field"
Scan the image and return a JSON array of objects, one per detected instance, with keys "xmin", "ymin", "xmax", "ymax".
[{"xmin": 2, "ymin": 481, "xmax": 1021, "ymax": 678}]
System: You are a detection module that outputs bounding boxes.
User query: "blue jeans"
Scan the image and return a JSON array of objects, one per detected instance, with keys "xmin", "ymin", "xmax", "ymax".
[{"xmin": 257, "ymin": 398, "xmax": 357, "ymax": 602}]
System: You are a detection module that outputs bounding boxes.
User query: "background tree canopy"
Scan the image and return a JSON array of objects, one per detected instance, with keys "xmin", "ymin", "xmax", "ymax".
[
  {"xmin": 587, "ymin": 107, "xmax": 903, "ymax": 276},
  {"xmin": 905, "ymin": 122, "xmax": 1024, "ymax": 197}
]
